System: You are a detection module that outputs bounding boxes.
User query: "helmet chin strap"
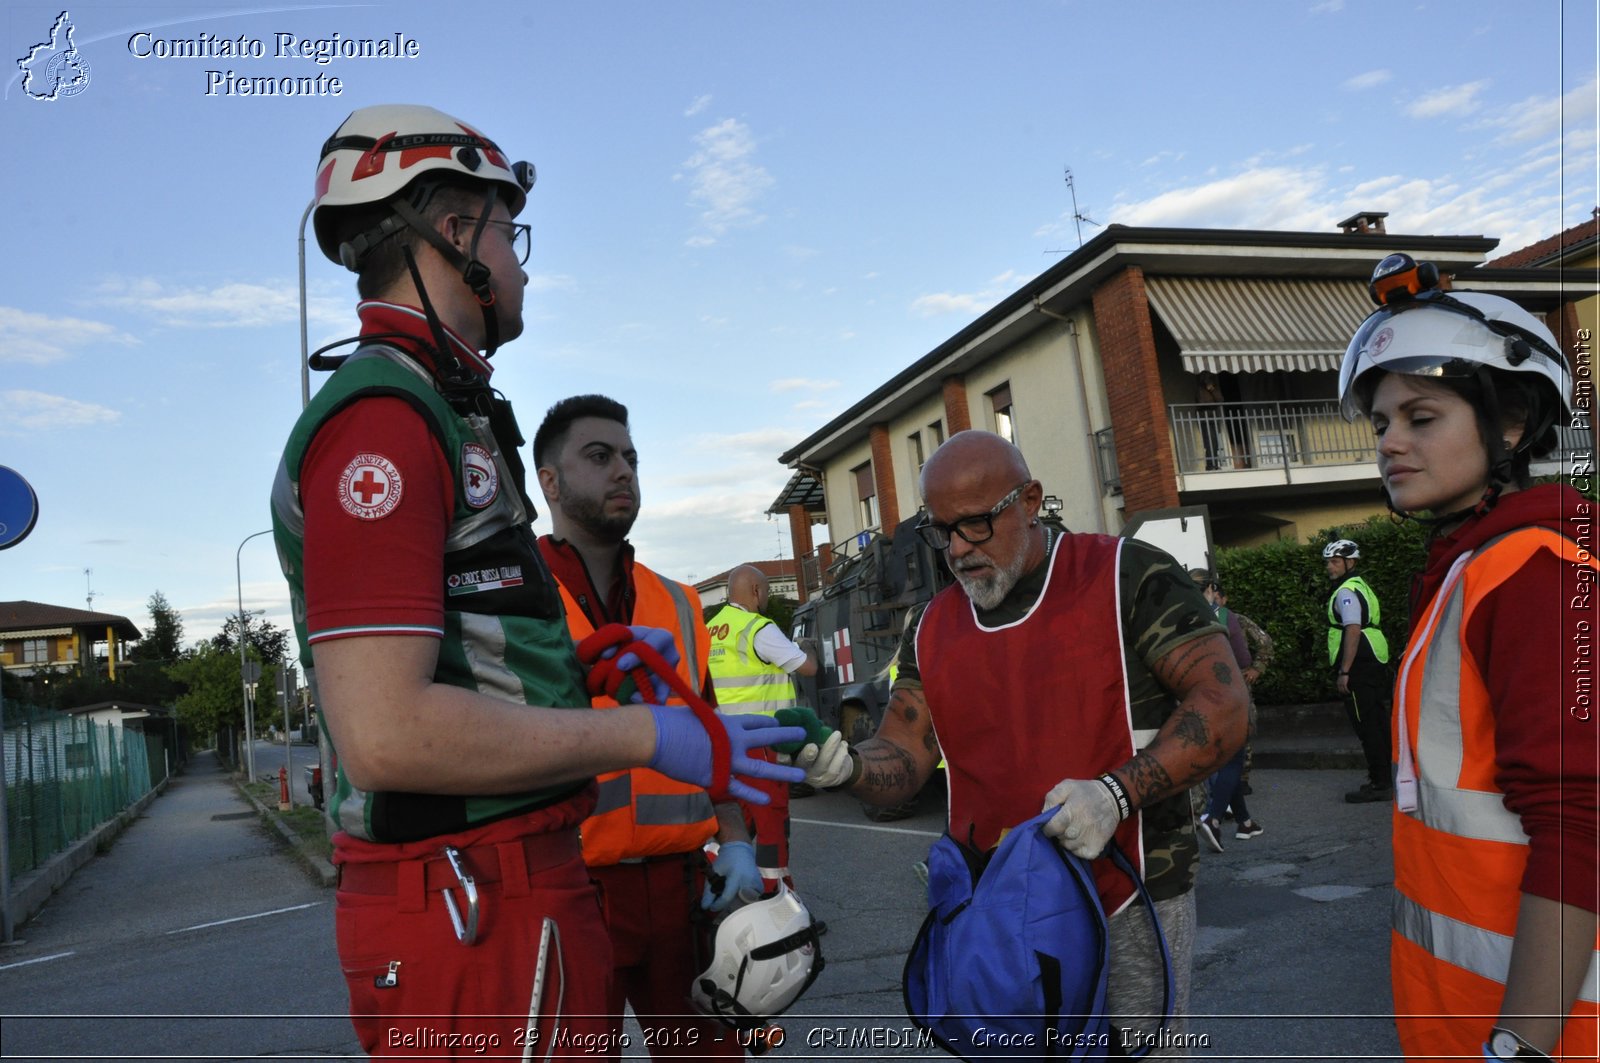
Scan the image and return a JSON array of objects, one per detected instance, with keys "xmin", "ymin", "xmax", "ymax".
[{"xmin": 388, "ymin": 186, "xmax": 504, "ymax": 357}]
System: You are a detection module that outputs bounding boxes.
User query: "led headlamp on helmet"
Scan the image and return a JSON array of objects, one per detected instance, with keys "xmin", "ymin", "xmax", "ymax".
[{"xmin": 1337, "ymin": 253, "xmax": 1574, "ymax": 522}]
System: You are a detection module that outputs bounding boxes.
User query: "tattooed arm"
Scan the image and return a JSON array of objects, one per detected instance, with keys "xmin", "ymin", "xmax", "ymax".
[
  {"xmin": 1111, "ymin": 630, "xmax": 1248, "ymax": 810},
  {"xmin": 846, "ymin": 681, "xmax": 941, "ymax": 807}
]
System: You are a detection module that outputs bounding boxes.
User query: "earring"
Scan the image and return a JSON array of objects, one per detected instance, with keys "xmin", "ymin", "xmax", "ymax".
[{"xmin": 1030, "ymin": 518, "xmax": 1039, "ymax": 527}]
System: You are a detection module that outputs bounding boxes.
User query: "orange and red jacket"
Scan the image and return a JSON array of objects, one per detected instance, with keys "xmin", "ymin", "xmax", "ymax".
[{"xmin": 1391, "ymin": 520, "xmax": 1598, "ymax": 1061}]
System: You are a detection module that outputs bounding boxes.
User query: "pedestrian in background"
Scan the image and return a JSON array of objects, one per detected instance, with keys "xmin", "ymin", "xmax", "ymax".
[
  {"xmin": 1322, "ymin": 538, "xmax": 1394, "ymax": 803},
  {"xmin": 1339, "ymin": 252, "xmax": 1597, "ymax": 1061},
  {"xmin": 1217, "ymin": 585, "xmax": 1271, "ymax": 801},
  {"xmin": 1190, "ymin": 572, "xmax": 1261, "ymax": 851}
]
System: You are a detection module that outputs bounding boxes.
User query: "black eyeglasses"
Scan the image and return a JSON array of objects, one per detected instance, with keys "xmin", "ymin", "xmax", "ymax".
[
  {"xmin": 915, "ymin": 483, "xmax": 1029, "ymax": 550},
  {"xmin": 459, "ymin": 216, "xmax": 532, "ymax": 265}
]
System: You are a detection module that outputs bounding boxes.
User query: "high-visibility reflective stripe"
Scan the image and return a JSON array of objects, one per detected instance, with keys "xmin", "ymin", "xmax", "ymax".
[
  {"xmin": 593, "ymin": 775, "xmax": 631, "ymax": 816},
  {"xmin": 636, "ymin": 791, "xmax": 716, "ymax": 826},
  {"xmin": 714, "ymin": 673, "xmax": 794, "ymax": 688},
  {"xmin": 1394, "ymin": 893, "xmax": 1600, "ymax": 1004},
  {"xmin": 1412, "ymin": 779, "xmax": 1528, "ymax": 845}
]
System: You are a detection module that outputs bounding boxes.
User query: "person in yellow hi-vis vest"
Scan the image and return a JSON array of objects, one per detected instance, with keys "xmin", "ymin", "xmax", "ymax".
[
  {"xmin": 706, "ymin": 566, "xmax": 822, "ymax": 888},
  {"xmin": 535, "ymin": 395, "xmax": 757, "ymax": 1060},
  {"xmin": 1322, "ymin": 538, "xmax": 1393, "ymax": 803}
]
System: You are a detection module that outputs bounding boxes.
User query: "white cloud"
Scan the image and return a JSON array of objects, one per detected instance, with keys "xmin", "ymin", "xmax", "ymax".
[
  {"xmin": 769, "ymin": 377, "xmax": 840, "ymax": 393},
  {"xmin": 1109, "ymin": 166, "xmax": 1333, "ymax": 231},
  {"xmin": 911, "ymin": 269, "xmax": 1025, "ymax": 318},
  {"xmin": 684, "ymin": 94, "xmax": 712, "ymax": 117},
  {"xmin": 0, "ymin": 306, "xmax": 139, "ymax": 364},
  {"xmin": 678, "ymin": 118, "xmax": 775, "ymax": 246},
  {"xmin": 1482, "ymin": 77, "xmax": 1600, "ymax": 145},
  {"xmin": 0, "ymin": 389, "xmax": 121, "ymax": 432},
  {"xmin": 1404, "ymin": 80, "xmax": 1489, "ymax": 120},
  {"xmin": 1343, "ymin": 69, "xmax": 1391, "ymax": 91},
  {"xmin": 94, "ymin": 277, "xmax": 348, "ymax": 329},
  {"xmin": 690, "ymin": 427, "xmax": 805, "ymax": 454}
]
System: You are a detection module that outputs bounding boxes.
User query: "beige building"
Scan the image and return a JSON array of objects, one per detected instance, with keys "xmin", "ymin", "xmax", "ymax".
[{"xmin": 771, "ymin": 214, "xmax": 1596, "ymax": 595}]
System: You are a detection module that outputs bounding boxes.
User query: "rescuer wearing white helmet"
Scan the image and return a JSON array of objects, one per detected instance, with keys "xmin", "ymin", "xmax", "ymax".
[
  {"xmin": 271, "ymin": 104, "xmax": 804, "ymax": 1058},
  {"xmin": 1319, "ymin": 535, "xmax": 1392, "ymax": 804},
  {"xmin": 1338, "ymin": 254, "xmax": 1596, "ymax": 1062}
]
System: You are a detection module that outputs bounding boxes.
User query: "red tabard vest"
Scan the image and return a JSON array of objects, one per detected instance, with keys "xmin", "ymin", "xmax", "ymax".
[
  {"xmin": 918, "ymin": 533, "xmax": 1144, "ymax": 915},
  {"xmin": 553, "ymin": 564, "xmax": 719, "ymax": 866}
]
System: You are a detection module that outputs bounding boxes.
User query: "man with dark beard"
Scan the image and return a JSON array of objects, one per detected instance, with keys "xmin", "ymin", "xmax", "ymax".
[
  {"xmin": 846, "ymin": 430, "xmax": 1247, "ymax": 1059},
  {"xmin": 534, "ymin": 394, "xmax": 758, "ymax": 1060}
]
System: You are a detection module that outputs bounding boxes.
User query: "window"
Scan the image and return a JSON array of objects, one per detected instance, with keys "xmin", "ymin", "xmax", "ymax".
[
  {"xmin": 22, "ymin": 639, "xmax": 47, "ymax": 664},
  {"xmin": 988, "ymin": 383, "xmax": 1016, "ymax": 444},
  {"xmin": 853, "ymin": 461, "xmax": 879, "ymax": 530},
  {"xmin": 66, "ymin": 740, "xmax": 92, "ymax": 770},
  {"xmin": 928, "ymin": 420, "xmax": 945, "ymax": 446},
  {"xmin": 908, "ymin": 431, "xmax": 926, "ymax": 498}
]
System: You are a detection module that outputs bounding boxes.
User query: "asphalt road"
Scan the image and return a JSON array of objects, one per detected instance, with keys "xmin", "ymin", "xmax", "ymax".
[{"xmin": 0, "ymin": 747, "xmax": 1401, "ymax": 1061}]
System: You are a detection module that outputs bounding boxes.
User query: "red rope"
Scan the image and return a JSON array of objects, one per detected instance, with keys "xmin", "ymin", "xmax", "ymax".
[{"xmin": 575, "ymin": 624, "xmax": 733, "ymax": 801}]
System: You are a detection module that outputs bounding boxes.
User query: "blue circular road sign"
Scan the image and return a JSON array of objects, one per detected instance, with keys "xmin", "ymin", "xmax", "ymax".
[{"xmin": 0, "ymin": 466, "xmax": 40, "ymax": 550}]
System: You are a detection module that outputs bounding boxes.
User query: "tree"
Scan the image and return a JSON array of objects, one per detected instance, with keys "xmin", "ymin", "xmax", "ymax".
[
  {"xmin": 129, "ymin": 591, "xmax": 185, "ymax": 665},
  {"xmin": 170, "ymin": 642, "xmax": 248, "ymax": 741},
  {"xmin": 210, "ymin": 613, "xmax": 291, "ymax": 663}
]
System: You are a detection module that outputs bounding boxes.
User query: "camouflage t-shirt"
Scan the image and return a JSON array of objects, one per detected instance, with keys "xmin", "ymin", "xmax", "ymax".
[{"xmin": 894, "ymin": 531, "xmax": 1221, "ymax": 900}]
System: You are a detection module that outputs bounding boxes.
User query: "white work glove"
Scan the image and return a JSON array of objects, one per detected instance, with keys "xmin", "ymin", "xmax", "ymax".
[
  {"xmin": 1041, "ymin": 777, "xmax": 1125, "ymax": 859},
  {"xmin": 794, "ymin": 731, "xmax": 853, "ymax": 789}
]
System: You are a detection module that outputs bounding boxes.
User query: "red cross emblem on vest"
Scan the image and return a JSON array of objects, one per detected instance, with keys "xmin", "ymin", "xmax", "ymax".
[{"xmin": 338, "ymin": 453, "xmax": 404, "ymax": 520}]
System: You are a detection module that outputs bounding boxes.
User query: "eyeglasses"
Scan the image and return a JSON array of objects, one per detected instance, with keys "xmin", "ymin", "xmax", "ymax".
[
  {"xmin": 915, "ymin": 483, "xmax": 1029, "ymax": 551},
  {"xmin": 459, "ymin": 216, "xmax": 532, "ymax": 265}
]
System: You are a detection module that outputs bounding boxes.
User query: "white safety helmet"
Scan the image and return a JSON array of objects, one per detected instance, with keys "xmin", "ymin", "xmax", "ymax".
[
  {"xmin": 691, "ymin": 884, "xmax": 825, "ymax": 1029},
  {"xmin": 1322, "ymin": 539, "xmax": 1360, "ymax": 560},
  {"xmin": 1337, "ymin": 253, "xmax": 1571, "ymax": 426},
  {"xmin": 311, "ymin": 103, "xmax": 535, "ymax": 268}
]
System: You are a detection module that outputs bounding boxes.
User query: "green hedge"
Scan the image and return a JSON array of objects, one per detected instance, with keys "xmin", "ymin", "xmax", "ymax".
[{"xmin": 1214, "ymin": 515, "xmax": 1427, "ymax": 706}]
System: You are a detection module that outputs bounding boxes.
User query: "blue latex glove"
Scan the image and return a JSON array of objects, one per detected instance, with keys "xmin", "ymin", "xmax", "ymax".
[
  {"xmin": 701, "ymin": 840, "xmax": 761, "ymax": 911},
  {"xmin": 601, "ymin": 626, "xmax": 681, "ymax": 703},
  {"xmin": 646, "ymin": 707, "xmax": 805, "ymax": 805}
]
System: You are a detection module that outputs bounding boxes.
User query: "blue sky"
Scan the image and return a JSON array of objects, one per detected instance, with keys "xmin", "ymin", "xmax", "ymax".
[{"xmin": 2, "ymin": 0, "xmax": 1596, "ymax": 648}]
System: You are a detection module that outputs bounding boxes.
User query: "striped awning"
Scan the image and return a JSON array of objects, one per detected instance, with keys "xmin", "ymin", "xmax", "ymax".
[{"xmin": 1144, "ymin": 275, "xmax": 1373, "ymax": 374}]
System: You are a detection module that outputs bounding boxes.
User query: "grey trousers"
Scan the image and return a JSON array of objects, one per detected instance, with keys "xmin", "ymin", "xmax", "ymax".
[{"xmin": 1106, "ymin": 889, "xmax": 1196, "ymax": 1060}]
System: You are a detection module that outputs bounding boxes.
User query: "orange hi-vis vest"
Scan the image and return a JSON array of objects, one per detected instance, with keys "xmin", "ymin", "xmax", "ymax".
[
  {"xmin": 1391, "ymin": 527, "xmax": 1599, "ymax": 1061},
  {"xmin": 554, "ymin": 564, "xmax": 719, "ymax": 867}
]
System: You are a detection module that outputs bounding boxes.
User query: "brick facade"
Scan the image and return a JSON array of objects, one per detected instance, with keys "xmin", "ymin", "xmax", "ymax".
[
  {"xmin": 1091, "ymin": 266, "xmax": 1180, "ymax": 513},
  {"xmin": 942, "ymin": 375, "xmax": 971, "ymax": 434},
  {"xmin": 786, "ymin": 504, "xmax": 815, "ymax": 604},
  {"xmin": 868, "ymin": 423, "xmax": 900, "ymax": 535}
]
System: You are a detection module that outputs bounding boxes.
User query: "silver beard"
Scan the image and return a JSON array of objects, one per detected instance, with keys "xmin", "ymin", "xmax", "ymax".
[{"xmin": 952, "ymin": 548, "xmax": 1027, "ymax": 610}]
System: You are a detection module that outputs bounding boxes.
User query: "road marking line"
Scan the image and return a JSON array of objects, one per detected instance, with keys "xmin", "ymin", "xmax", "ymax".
[
  {"xmin": 790, "ymin": 815, "xmax": 940, "ymax": 838},
  {"xmin": 167, "ymin": 902, "xmax": 323, "ymax": 935},
  {"xmin": 0, "ymin": 951, "xmax": 75, "ymax": 972}
]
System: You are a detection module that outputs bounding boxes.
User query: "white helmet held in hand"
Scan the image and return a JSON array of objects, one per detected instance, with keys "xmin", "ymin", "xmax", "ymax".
[{"xmin": 692, "ymin": 884, "xmax": 826, "ymax": 1028}]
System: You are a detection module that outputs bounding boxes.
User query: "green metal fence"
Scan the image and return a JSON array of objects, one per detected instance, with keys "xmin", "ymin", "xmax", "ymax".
[{"xmin": 4, "ymin": 703, "xmax": 157, "ymax": 883}]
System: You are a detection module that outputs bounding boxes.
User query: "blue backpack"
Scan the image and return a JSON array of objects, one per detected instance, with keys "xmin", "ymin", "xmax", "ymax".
[{"xmin": 902, "ymin": 808, "xmax": 1172, "ymax": 1060}]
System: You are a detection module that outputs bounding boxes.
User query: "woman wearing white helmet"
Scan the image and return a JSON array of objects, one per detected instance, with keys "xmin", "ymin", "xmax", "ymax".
[{"xmin": 1339, "ymin": 254, "xmax": 1597, "ymax": 1061}]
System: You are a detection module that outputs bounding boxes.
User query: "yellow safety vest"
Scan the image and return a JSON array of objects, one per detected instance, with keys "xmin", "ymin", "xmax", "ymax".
[
  {"xmin": 706, "ymin": 603, "xmax": 797, "ymax": 716},
  {"xmin": 1327, "ymin": 573, "xmax": 1390, "ymax": 665}
]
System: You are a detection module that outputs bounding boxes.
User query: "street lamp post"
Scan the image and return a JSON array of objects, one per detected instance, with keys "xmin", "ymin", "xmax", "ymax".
[{"xmin": 236, "ymin": 529, "xmax": 273, "ymax": 782}]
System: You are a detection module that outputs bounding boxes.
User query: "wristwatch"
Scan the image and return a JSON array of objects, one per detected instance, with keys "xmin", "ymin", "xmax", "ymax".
[{"xmin": 1486, "ymin": 1027, "xmax": 1552, "ymax": 1061}]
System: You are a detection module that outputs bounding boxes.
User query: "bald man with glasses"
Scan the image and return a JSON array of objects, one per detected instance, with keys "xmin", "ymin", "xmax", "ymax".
[{"xmin": 839, "ymin": 430, "xmax": 1247, "ymax": 1059}]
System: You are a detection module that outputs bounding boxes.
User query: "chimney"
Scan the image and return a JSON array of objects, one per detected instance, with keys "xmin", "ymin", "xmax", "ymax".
[{"xmin": 1337, "ymin": 210, "xmax": 1389, "ymax": 235}]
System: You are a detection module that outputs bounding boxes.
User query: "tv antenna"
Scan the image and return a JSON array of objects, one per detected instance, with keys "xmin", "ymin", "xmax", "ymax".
[
  {"xmin": 84, "ymin": 568, "xmax": 96, "ymax": 610},
  {"xmin": 1064, "ymin": 168, "xmax": 1099, "ymax": 247}
]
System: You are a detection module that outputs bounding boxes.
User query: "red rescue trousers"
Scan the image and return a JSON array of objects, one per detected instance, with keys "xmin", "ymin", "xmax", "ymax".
[{"xmin": 333, "ymin": 800, "xmax": 616, "ymax": 1060}]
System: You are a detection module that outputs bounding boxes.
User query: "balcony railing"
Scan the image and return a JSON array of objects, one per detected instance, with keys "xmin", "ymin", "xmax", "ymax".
[
  {"xmin": 1170, "ymin": 400, "xmax": 1372, "ymax": 474},
  {"xmin": 1166, "ymin": 400, "xmax": 1592, "ymax": 480}
]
